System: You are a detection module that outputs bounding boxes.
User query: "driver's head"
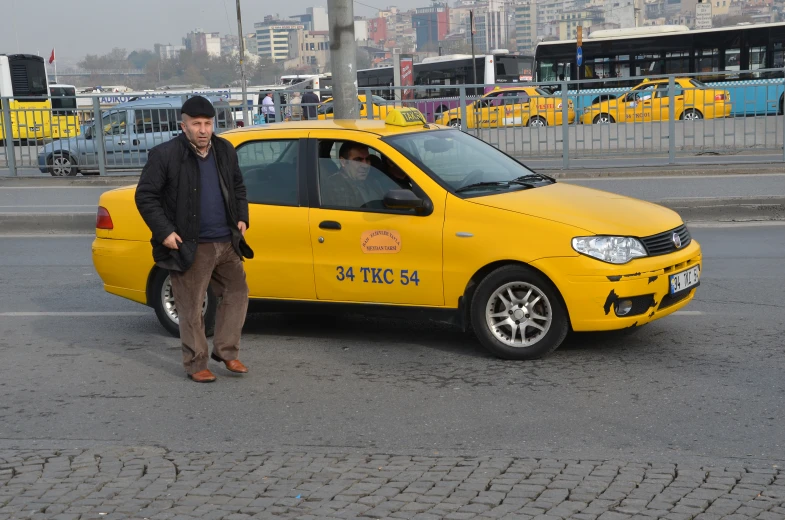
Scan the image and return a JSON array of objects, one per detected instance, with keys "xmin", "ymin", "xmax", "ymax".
[{"xmin": 339, "ymin": 142, "xmax": 370, "ymax": 181}]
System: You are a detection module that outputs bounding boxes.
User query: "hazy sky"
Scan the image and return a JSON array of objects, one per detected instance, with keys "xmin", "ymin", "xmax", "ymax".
[{"xmin": 1, "ymin": 0, "xmax": 420, "ymax": 63}]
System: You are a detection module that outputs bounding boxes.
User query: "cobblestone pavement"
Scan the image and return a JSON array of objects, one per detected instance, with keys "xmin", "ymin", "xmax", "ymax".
[{"xmin": 2, "ymin": 447, "xmax": 785, "ymax": 520}]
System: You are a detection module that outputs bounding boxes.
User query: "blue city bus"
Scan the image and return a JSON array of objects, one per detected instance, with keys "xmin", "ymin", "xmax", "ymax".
[{"xmin": 534, "ymin": 23, "xmax": 785, "ymax": 116}]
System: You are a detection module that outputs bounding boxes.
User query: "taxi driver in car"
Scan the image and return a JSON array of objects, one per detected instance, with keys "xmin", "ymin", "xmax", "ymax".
[{"xmin": 322, "ymin": 142, "xmax": 394, "ymax": 208}]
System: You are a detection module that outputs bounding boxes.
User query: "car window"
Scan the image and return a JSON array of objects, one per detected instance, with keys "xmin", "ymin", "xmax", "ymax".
[
  {"xmin": 133, "ymin": 107, "xmax": 175, "ymax": 134},
  {"xmin": 317, "ymin": 139, "xmax": 415, "ymax": 212},
  {"xmin": 236, "ymin": 140, "xmax": 299, "ymax": 206},
  {"xmin": 503, "ymin": 90, "xmax": 530, "ymax": 103},
  {"xmin": 102, "ymin": 110, "xmax": 128, "ymax": 135}
]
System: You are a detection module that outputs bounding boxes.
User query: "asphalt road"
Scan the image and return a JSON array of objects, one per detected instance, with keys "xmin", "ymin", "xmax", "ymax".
[
  {"xmin": 0, "ymin": 173, "xmax": 784, "ymax": 215},
  {"xmin": 0, "ymin": 223, "xmax": 783, "ymax": 468}
]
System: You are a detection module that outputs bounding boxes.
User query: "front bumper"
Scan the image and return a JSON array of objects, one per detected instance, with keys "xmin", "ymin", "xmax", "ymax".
[{"xmin": 532, "ymin": 240, "xmax": 702, "ymax": 332}]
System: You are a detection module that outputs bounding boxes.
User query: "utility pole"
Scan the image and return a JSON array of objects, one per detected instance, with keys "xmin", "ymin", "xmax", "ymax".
[
  {"xmin": 470, "ymin": 10, "xmax": 478, "ymax": 94},
  {"xmin": 236, "ymin": 0, "xmax": 250, "ymax": 127},
  {"xmin": 328, "ymin": 0, "xmax": 359, "ymax": 119}
]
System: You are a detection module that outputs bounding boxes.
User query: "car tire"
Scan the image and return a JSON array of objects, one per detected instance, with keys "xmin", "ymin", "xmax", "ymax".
[
  {"xmin": 593, "ymin": 113, "xmax": 615, "ymax": 124},
  {"xmin": 47, "ymin": 152, "xmax": 77, "ymax": 177},
  {"xmin": 448, "ymin": 118, "xmax": 461, "ymax": 128},
  {"xmin": 680, "ymin": 109, "xmax": 703, "ymax": 121},
  {"xmin": 470, "ymin": 265, "xmax": 569, "ymax": 360},
  {"xmin": 150, "ymin": 268, "xmax": 216, "ymax": 338},
  {"xmin": 527, "ymin": 116, "xmax": 547, "ymax": 127}
]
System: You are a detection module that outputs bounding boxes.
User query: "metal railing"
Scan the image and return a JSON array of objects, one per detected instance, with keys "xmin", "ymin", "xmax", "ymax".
[{"xmin": 2, "ymin": 68, "xmax": 784, "ymax": 177}]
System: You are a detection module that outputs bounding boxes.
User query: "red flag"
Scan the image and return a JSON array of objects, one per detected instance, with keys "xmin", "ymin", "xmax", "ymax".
[{"xmin": 48, "ymin": 49, "xmax": 55, "ymax": 64}]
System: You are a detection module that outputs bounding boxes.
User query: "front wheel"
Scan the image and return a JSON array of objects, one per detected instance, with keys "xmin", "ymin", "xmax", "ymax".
[
  {"xmin": 47, "ymin": 153, "xmax": 77, "ymax": 176},
  {"xmin": 150, "ymin": 268, "xmax": 216, "ymax": 338},
  {"xmin": 527, "ymin": 116, "xmax": 547, "ymax": 128},
  {"xmin": 470, "ymin": 265, "xmax": 569, "ymax": 360},
  {"xmin": 448, "ymin": 118, "xmax": 461, "ymax": 128}
]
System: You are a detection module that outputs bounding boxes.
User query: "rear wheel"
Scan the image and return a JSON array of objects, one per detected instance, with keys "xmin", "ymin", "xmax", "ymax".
[
  {"xmin": 47, "ymin": 153, "xmax": 77, "ymax": 176},
  {"xmin": 448, "ymin": 118, "xmax": 461, "ymax": 128},
  {"xmin": 593, "ymin": 113, "xmax": 615, "ymax": 124},
  {"xmin": 680, "ymin": 109, "xmax": 703, "ymax": 121},
  {"xmin": 150, "ymin": 268, "xmax": 216, "ymax": 338},
  {"xmin": 470, "ymin": 265, "xmax": 569, "ymax": 360},
  {"xmin": 527, "ymin": 116, "xmax": 547, "ymax": 127}
]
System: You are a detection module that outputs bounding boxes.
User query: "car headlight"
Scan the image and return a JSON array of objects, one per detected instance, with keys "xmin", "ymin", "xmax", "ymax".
[{"xmin": 572, "ymin": 236, "xmax": 647, "ymax": 264}]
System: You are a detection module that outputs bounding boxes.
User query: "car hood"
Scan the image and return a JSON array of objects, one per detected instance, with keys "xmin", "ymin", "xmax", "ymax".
[{"xmin": 469, "ymin": 182, "xmax": 683, "ymax": 236}]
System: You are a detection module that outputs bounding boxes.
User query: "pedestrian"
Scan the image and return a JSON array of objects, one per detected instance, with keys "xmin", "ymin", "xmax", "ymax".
[
  {"xmin": 135, "ymin": 95, "xmax": 254, "ymax": 383},
  {"xmin": 288, "ymin": 91, "xmax": 303, "ymax": 121},
  {"xmin": 261, "ymin": 91, "xmax": 276, "ymax": 123},
  {"xmin": 302, "ymin": 86, "xmax": 320, "ymax": 120}
]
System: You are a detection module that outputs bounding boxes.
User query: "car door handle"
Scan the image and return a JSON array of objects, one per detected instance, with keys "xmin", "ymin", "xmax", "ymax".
[
  {"xmin": 118, "ymin": 140, "xmax": 127, "ymax": 145},
  {"xmin": 319, "ymin": 221, "xmax": 341, "ymax": 230},
  {"xmin": 132, "ymin": 139, "xmax": 139, "ymax": 146}
]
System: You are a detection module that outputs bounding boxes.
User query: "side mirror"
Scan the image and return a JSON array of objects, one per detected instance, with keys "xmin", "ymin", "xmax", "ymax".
[{"xmin": 383, "ymin": 189, "xmax": 424, "ymax": 210}]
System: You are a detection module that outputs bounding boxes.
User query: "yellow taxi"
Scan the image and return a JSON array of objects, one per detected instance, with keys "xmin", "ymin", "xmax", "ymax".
[
  {"xmin": 582, "ymin": 77, "xmax": 732, "ymax": 124},
  {"xmin": 437, "ymin": 86, "xmax": 575, "ymax": 129},
  {"xmin": 317, "ymin": 94, "xmax": 393, "ymax": 120},
  {"xmin": 92, "ymin": 107, "xmax": 701, "ymax": 360}
]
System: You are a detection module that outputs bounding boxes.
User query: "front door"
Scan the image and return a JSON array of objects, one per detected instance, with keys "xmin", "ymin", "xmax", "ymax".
[
  {"xmin": 100, "ymin": 110, "xmax": 130, "ymax": 168},
  {"xmin": 307, "ymin": 133, "xmax": 445, "ymax": 306}
]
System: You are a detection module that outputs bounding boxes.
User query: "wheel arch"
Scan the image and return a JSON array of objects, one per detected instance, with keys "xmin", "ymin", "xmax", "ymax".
[
  {"xmin": 459, "ymin": 259, "xmax": 572, "ymax": 333},
  {"xmin": 145, "ymin": 265, "xmax": 164, "ymax": 308}
]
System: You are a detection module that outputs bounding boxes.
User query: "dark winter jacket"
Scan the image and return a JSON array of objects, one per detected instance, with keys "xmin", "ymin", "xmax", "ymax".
[{"xmin": 135, "ymin": 133, "xmax": 253, "ymax": 272}]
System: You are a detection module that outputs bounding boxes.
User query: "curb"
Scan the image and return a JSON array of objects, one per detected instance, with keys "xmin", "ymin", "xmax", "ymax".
[{"xmin": 1, "ymin": 197, "xmax": 784, "ymax": 235}]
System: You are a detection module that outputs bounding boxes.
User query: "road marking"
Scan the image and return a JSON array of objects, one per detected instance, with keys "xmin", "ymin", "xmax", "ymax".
[
  {"xmin": 566, "ymin": 173, "xmax": 785, "ymax": 182},
  {"xmin": 0, "ymin": 312, "xmax": 148, "ymax": 317},
  {"xmin": 0, "ymin": 205, "xmax": 96, "ymax": 208},
  {"xmin": 0, "ymin": 234, "xmax": 94, "ymax": 238},
  {"xmin": 687, "ymin": 220, "xmax": 785, "ymax": 228},
  {"xmin": 673, "ymin": 311, "xmax": 704, "ymax": 316},
  {"xmin": 0, "ymin": 186, "xmax": 121, "ymax": 189}
]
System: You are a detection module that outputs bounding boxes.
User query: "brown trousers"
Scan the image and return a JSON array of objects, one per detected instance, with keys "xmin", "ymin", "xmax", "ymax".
[{"xmin": 170, "ymin": 242, "xmax": 249, "ymax": 375}]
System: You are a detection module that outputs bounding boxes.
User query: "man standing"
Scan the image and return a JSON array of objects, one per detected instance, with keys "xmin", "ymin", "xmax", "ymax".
[
  {"xmin": 287, "ymin": 91, "xmax": 303, "ymax": 121},
  {"xmin": 135, "ymin": 95, "xmax": 254, "ymax": 383},
  {"xmin": 261, "ymin": 92, "xmax": 275, "ymax": 123},
  {"xmin": 301, "ymin": 86, "xmax": 320, "ymax": 120}
]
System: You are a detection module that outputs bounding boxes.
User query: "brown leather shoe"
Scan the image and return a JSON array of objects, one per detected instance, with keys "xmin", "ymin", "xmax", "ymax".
[
  {"xmin": 211, "ymin": 353, "xmax": 248, "ymax": 374},
  {"xmin": 187, "ymin": 369, "xmax": 216, "ymax": 383}
]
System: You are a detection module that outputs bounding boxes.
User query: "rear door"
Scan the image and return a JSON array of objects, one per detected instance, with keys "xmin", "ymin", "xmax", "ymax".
[{"xmin": 129, "ymin": 105, "xmax": 176, "ymax": 167}]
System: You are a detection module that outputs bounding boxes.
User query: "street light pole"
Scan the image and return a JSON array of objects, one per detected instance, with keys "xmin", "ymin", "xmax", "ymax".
[
  {"xmin": 327, "ymin": 0, "xmax": 359, "ymax": 119},
  {"xmin": 236, "ymin": 0, "xmax": 250, "ymax": 127}
]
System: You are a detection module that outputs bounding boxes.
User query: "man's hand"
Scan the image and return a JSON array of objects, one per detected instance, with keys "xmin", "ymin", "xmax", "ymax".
[
  {"xmin": 237, "ymin": 221, "xmax": 247, "ymax": 236},
  {"xmin": 163, "ymin": 232, "xmax": 182, "ymax": 249}
]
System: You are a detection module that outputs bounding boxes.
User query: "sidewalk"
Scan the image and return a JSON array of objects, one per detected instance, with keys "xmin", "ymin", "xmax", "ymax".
[{"xmin": 2, "ymin": 446, "xmax": 783, "ymax": 520}]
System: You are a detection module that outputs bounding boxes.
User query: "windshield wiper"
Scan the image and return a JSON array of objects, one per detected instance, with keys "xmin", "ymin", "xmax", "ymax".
[
  {"xmin": 513, "ymin": 173, "xmax": 554, "ymax": 184},
  {"xmin": 455, "ymin": 180, "xmax": 535, "ymax": 193}
]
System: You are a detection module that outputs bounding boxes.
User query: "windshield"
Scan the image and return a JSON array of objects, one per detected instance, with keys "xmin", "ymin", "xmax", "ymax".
[{"xmin": 385, "ymin": 130, "xmax": 552, "ymax": 196}]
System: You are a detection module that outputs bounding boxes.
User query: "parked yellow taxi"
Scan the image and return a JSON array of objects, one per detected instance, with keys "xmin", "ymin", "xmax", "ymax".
[
  {"xmin": 92, "ymin": 107, "xmax": 701, "ymax": 360},
  {"xmin": 437, "ymin": 86, "xmax": 575, "ymax": 128},
  {"xmin": 317, "ymin": 94, "xmax": 393, "ymax": 120},
  {"xmin": 582, "ymin": 77, "xmax": 732, "ymax": 124}
]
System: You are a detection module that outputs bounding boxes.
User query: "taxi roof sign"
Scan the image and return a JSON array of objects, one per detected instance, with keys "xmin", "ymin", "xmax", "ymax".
[{"xmin": 385, "ymin": 107, "xmax": 427, "ymax": 126}]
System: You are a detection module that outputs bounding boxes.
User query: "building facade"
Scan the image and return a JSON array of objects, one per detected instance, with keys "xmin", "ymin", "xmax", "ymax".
[{"xmin": 255, "ymin": 21, "xmax": 305, "ymax": 62}]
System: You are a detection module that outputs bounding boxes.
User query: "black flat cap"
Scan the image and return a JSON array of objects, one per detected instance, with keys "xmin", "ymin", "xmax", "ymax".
[{"xmin": 181, "ymin": 95, "xmax": 216, "ymax": 118}]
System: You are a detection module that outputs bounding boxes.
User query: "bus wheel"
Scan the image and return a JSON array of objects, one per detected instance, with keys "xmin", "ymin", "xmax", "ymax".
[
  {"xmin": 48, "ymin": 153, "xmax": 77, "ymax": 177},
  {"xmin": 448, "ymin": 119, "xmax": 462, "ymax": 128},
  {"xmin": 593, "ymin": 113, "xmax": 615, "ymax": 124},
  {"xmin": 680, "ymin": 109, "xmax": 703, "ymax": 121}
]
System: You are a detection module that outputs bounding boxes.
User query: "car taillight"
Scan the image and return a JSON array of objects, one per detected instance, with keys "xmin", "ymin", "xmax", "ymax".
[
  {"xmin": 96, "ymin": 206, "xmax": 113, "ymax": 230},
  {"xmin": 715, "ymin": 94, "xmax": 726, "ymax": 101}
]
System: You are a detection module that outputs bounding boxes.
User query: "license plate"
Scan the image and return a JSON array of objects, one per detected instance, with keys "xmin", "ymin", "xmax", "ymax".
[{"xmin": 669, "ymin": 265, "xmax": 700, "ymax": 295}]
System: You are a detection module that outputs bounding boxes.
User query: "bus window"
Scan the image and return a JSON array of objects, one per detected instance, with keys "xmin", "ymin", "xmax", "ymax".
[
  {"xmin": 538, "ymin": 61, "xmax": 571, "ymax": 82},
  {"xmin": 665, "ymin": 52, "xmax": 690, "ymax": 74},
  {"xmin": 495, "ymin": 56, "xmax": 533, "ymax": 82},
  {"xmin": 636, "ymin": 54, "xmax": 663, "ymax": 77},
  {"xmin": 749, "ymin": 47, "xmax": 766, "ymax": 75},
  {"xmin": 695, "ymin": 48, "xmax": 719, "ymax": 73}
]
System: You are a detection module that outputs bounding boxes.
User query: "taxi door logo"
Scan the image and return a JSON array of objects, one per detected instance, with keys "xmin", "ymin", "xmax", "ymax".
[{"xmin": 361, "ymin": 230, "xmax": 402, "ymax": 254}]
